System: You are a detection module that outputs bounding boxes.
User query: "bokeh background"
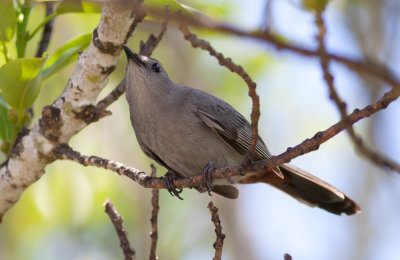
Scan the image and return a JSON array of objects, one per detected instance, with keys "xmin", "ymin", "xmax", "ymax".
[{"xmin": 1, "ymin": 0, "xmax": 400, "ymax": 259}]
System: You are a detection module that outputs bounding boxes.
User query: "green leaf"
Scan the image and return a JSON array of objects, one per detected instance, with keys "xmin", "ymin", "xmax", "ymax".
[
  {"xmin": 81, "ymin": 1, "xmax": 102, "ymax": 13},
  {"xmin": 0, "ymin": 57, "xmax": 46, "ymax": 109},
  {"xmin": 56, "ymin": 0, "xmax": 102, "ymax": 14},
  {"xmin": 0, "ymin": 94, "xmax": 14, "ymax": 141},
  {"xmin": 0, "ymin": 0, "xmax": 17, "ymax": 42},
  {"xmin": 42, "ymin": 33, "xmax": 92, "ymax": 79}
]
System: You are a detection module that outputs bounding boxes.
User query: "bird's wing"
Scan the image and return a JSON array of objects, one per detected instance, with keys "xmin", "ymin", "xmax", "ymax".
[
  {"xmin": 195, "ymin": 107, "xmax": 271, "ymax": 160},
  {"xmin": 190, "ymin": 88, "xmax": 283, "ymax": 178}
]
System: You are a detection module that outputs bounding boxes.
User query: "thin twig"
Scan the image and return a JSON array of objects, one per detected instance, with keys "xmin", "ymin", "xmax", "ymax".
[
  {"xmin": 208, "ymin": 202, "xmax": 225, "ymax": 260},
  {"xmin": 261, "ymin": 0, "xmax": 274, "ymax": 31},
  {"xmin": 177, "ymin": 17, "xmax": 260, "ymax": 160},
  {"xmin": 284, "ymin": 253, "xmax": 292, "ymax": 260},
  {"xmin": 149, "ymin": 164, "xmax": 159, "ymax": 260},
  {"xmin": 104, "ymin": 199, "xmax": 136, "ymax": 260},
  {"xmin": 35, "ymin": 2, "xmax": 55, "ymax": 58},
  {"xmin": 145, "ymin": 7, "xmax": 399, "ymax": 88},
  {"xmin": 315, "ymin": 10, "xmax": 400, "ymax": 172},
  {"xmin": 96, "ymin": 78, "xmax": 127, "ymax": 113},
  {"xmin": 140, "ymin": 5, "xmax": 169, "ymax": 57}
]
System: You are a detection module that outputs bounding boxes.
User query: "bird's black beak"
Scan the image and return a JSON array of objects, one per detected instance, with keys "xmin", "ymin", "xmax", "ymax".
[{"xmin": 123, "ymin": 45, "xmax": 145, "ymax": 67}]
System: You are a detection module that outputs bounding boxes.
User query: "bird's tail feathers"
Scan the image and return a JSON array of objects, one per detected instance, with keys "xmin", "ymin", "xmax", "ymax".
[{"xmin": 239, "ymin": 163, "xmax": 361, "ymax": 215}]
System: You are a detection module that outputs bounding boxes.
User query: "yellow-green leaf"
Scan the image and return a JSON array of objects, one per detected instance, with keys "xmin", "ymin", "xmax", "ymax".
[
  {"xmin": 0, "ymin": 94, "xmax": 14, "ymax": 141},
  {"xmin": 42, "ymin": 33, "xmax": 92, "ymax": 79},
  {"xmin": 0, "ymin": 58, "xmax": 46, "ymax": 109},
  {"xmin": 0, "ymin": 0, "xmax": 17, "ymax": 42},
  {"xmin": 56, "ymin": 0, "xmax": 102, "ymax": 14}
]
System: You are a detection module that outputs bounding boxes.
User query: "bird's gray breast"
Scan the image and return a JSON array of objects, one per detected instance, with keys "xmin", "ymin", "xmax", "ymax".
[{"xmin": 128, "ymin": 87, "xmax": 243, "ymax": 177}]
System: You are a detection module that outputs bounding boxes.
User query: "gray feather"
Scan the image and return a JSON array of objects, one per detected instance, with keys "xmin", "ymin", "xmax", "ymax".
[{"xmin": 191, "ymin": 89, "xmax": 283, "ymax": 178}]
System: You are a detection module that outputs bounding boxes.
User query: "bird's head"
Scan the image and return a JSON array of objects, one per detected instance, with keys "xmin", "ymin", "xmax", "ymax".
[{"xmin": 123, "ymin": 45, "xmax": 171, "ymax": 91}]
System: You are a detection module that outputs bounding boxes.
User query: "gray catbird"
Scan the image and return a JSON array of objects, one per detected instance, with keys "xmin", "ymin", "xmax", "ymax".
[{"xmin": 123, "ymin": 45, "xmax": 360, "ymax": 215}]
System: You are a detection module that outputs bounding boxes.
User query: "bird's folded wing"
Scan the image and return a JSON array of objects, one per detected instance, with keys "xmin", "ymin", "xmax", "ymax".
[{"xmin": 195, "ymin": 108, "xmax": 270, "ymax": 160}]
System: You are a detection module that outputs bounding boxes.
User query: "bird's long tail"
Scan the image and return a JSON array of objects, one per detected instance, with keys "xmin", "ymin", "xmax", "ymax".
[{"xmin": 239, "ymin": 163, "xmax": 361, "ymax": 215}]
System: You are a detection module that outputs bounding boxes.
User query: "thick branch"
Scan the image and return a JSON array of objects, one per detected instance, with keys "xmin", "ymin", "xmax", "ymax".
[
  {"xmin": 104, "ymin": 199, "xmax": 136, "ymax": 260},
  {"xmin": 0, "ymin": 0, "xmax": 146, "ymax": 218}
]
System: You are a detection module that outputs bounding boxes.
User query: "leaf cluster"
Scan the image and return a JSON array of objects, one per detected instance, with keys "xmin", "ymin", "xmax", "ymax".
[{"xmin": 0, "ymin": 0, "xmax": 96, "ymax": 156}]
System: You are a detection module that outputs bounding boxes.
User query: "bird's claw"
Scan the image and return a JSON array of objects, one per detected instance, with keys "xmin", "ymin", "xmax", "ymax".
[
  {"xmin": 202, "ymin": 162, "xmax": 215, "ymax": 196},
  {"xmin": 164, "ymin": 171, "xmax": 184, "ymax": 200}
]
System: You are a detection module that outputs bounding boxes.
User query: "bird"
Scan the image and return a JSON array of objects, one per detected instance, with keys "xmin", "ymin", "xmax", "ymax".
[{"xmin": 123, "ymin": 45, "xmax": 360, "ymax": 215}]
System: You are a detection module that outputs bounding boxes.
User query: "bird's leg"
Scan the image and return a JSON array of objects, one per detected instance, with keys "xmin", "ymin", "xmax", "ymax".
[
  {"xmin": 163, "ymin": 170, "xmax": 184, "ymax": 200},
  {"xmin": 202, "ymin": 162, "xmax": 215, "ymax": 196},
  {"xmin": 241, "ymin": 155, "xmax": 254, "ymax": 175}
]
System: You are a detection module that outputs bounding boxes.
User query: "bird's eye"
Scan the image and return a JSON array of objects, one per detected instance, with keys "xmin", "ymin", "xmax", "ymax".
[{"xmin": 152, "ymin": 63, "xmax": 161, "ymax": 73}]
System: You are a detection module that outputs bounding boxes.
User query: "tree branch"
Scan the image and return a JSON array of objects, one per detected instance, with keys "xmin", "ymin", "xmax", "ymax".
[
  {"xmin": 146, "ymin": 7, "xmax": 400, "ymax": 88},
  {"xmin": 315, "ymin": 10, "xmax": 400, "ymax": 172},
  {"xmin": 149, "ymin": 164, "xmax": 159, "ymax": 260},
  {"xmin": 208, "ymin": 202, "xmax": 225, "ymax": 260},
  {"xmin": 0, "ymin": 0, "xmax": 146, "ymax": 219},
  {"xmin": 104, "ymin": 199, "xmax": 136, "ymax": 260},
  {"xmin": 35, "ymin": 2, "xmax": 55, "ymax": 58},
  {"xmin": 140, "ymin": 5, "xmax": 169, "ymax": 57}
]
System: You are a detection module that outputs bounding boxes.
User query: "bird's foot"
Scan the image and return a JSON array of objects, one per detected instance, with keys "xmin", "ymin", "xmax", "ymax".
[
  {"xmin": 163, "ymin": 171, "xmax": 184, "ymax": 200},
  {"xmin": 202, "ymin": 162, "xmax": 215, "ymax": 196}
]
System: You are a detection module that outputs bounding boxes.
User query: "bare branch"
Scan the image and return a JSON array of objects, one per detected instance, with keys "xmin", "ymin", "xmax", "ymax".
[
  {"xmin": 177, "ymin": 18, "xmax": 260, "ymax": 160},
  {"xmin": 315, "ymin": 10, "xmax": 400, "ymax": 172},
  {"xmin": 35, "ymin": 2, "xmax": 55, "ymax": 58},
  {"xmin": 146, "ymin": 7, "xmax": 400, "ymax": 88},
  {"xmin": 208, "ymin": 202, "xmax": 225, "ymax": 260},
  {"xmin": 140, "ymin": 5, "xmax": 170, "ymax": 57},
  {"xmin": 96, "ymin": 78, "xmax": 127, "ymax": 113},
  {"xmin": 104, "ymin": 199, "xmax": 136, "ymax": 260},
  {"xmin": 149, "ymin": 164, "xmax": 159, "ymax": 260},
  {"xmin": 55, "ymin": 143, "xmax": 151, "ymax": 184}
]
